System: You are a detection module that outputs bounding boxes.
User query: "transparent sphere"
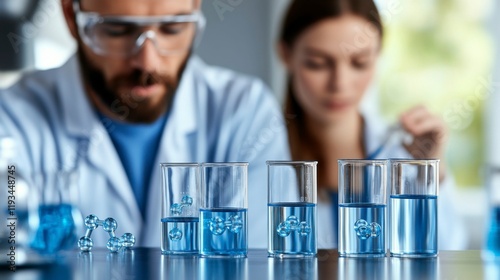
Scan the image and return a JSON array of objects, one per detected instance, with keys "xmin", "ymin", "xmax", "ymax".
[
  {"xmin": 354, "ymin": 219, "xmax": 371, "ymax": 240},
  {"xmin": 84, "ymin": 215, "xmax": 99, "ymax": 230},
  {"xmin": 298, "ymin": 221, "xmax": 311, "ymax": 236},
  {"xmin": 276, "ymin": 222, "xmax": 291, "ymax": 237},
  {"xmin": 106, "ymin": 237, "xmax": 122, "ymax": 252},
  {"xmin": 169, "ymin": 228, "xmax": 183, "ymax": 241},
  {"xmin": 286, "ymin": 216, "xmax": 299, "ymax": 230},
  {"xmin": 209, "ymin": 217, "xmax": 226, "ymax": 235},
  {"xmin": 228, "ymin": 215, "xmax": 243, "ymax": 233},
  {"xmin": 170, "ymin": 203, "xmax": 183, "ymax": 216},
  {"xmin": 103, "ymin": 218, "xmax": 118, "ymax": 233},
  {"xmin": 181, "ymin": 195, "xmax": 193, "ymax": 206},
  {"xmin": 78, "ymin": 236, "xmax": 93, "ymax": 251},
  {"xmin": 121, "ymin": 233, "xmax": 136, "ymax": 248},
  {"xmin": 370, "ymin": 222, "xmax": 381, "ymax": 238}
]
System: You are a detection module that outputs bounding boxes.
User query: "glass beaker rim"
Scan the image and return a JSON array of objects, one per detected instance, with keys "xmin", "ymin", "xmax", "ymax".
[
  {"xmin": 201, "ymin": 162, "xmax": 249, "ymax": 167},
  {"xmin": 266, "ymin": 160, "xmax": 318, "ymax": 166},
  {"xmin": 389, "ymin": 158, "xmax": 440, "ymax": 165},
  {"xmin": 338, "ymin": 159, "xmax": 388, "ymax": 165},
  {"xmin": 160, "ymin": 162, "xmax": 199, "ymax": 167}
]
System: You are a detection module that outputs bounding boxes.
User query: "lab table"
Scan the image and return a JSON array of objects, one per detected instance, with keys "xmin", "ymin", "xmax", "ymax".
[{"xmin": 1, "ymin": 248, "xmax": 498, "ymax": 279}]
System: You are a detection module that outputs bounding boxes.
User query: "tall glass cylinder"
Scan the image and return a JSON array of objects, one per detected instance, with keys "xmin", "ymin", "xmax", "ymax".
[
  {"xmin": 161, "ymin": 163, "xmax": 200, "ymax": 255},
  {"xmin": 338, "ymin": 160, "xmax": 387, "ymax": 258},
  {"xmin": 267, "ymin": 161, "xmax": 317, "ymax": 258},
  {"xmin": 390, "ymin": 159, "xmax": 439, "ymax": 258},
  {"xmin": 200, "ymin": 163, "xmax": 248, "ymax": 258}
]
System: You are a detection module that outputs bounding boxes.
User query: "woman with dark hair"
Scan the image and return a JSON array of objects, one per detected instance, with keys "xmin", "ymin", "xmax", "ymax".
[{"xmin": 278, "ymin": 0, "xmax": 466, "ymax": 249}]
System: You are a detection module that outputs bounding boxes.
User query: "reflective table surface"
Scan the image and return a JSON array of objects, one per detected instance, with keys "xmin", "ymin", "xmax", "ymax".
[{"xmin": 1, "ymin": 249, "xmax": 499, "ymax": 280}]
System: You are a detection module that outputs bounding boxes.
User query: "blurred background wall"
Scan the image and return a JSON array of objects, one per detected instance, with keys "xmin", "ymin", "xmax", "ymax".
[{"xmin": 0, "ymin": 0, "xmax": 499, "ymax": 249}]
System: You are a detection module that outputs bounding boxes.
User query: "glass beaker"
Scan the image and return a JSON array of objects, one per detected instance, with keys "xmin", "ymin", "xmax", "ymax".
[
  {"xmin": 338, "ymin": 159, "xmax": 387, "ymax": 258},
  {"xmin": 30, "ymin": 170, "xmax": 83, "ymax": 254},
  {"xmin": 390, "ymin": 159, "xmax": 439, "ymax": 258},
  {"xmin": 267, "ymin": 161, "xmax": 317, "ymax": 258},
  {"xmin": 200, "ymin": 163, "xmax": 248, "ymax": 258},
  {"xmin": 161, "ymin": 163, "xmax": 200, "ymax": 255}
]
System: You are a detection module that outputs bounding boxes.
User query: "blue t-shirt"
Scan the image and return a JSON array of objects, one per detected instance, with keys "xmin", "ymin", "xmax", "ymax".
[{"xmin": 99, "ymin": 112, "xmax": 168, "ymax": 217}]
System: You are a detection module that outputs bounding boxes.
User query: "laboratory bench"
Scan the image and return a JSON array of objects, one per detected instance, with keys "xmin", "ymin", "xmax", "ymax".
[{"xmin": 1, "ymin": 248, "xmax": 498, "ymax": 279}]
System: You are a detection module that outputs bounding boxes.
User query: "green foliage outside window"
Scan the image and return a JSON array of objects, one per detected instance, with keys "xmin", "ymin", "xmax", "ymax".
[{"xmin": 378, "ymin": 0, "xmax": 494, "ymax": 187}]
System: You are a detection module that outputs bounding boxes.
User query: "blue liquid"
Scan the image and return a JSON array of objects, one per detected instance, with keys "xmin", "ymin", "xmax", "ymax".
[
  {"xmin": 14, "ymin": 210, "xmax": 30, "ymax": 245},
  {"xmin": 339, "ymin": 203, "xmax": 386, "ymax": 257},
  {"xmin": 161, "ymin": 217, "xmax": 199, "ymax": 254},
  {"xmin": 390, "ymin": 195, "xmax": 437, "ymax": 257},
  {"xmin": 31, "ymin": 204, "xmax": 76, "ymax": 254},
  {"xmin": 268, "ymin": 202, "xmax": 316, "ymax": 257},
  {"xmin": 484, "ymin": 207, "xmax": 500, "ymax": 259},
  {"xmin": 200, "ymin": 208, "xmax": 247, "ymax": 257}
]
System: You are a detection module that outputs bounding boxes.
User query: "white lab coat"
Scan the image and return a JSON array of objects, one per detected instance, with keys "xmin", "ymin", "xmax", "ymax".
[
  {"xmin": 0, "ymin": 55, "xmax": 290, "ymax": 248},
  {"xmin": 316, "ymin": 113, "xmax": 468, "ymax": 250}
]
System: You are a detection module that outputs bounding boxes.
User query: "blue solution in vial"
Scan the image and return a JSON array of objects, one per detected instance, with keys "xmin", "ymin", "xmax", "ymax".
[
  {"xmin": 161, "ymin": 217, "xmax": 199, "ymax": 254},
  {"xmin": 268, "ymin": 202, "xmax": 316, "ymax": 257},
  {"xmin": 31, "ymin": 204, "xmax": 76, "ymax": 254},
  {"xmin": 483, "ymin": 207, "xmax": 500, "ymax": 260},
  {"xmin": 200, "ymin": 208, "xmax": 247, "ymax": 257},
  {"xmin": 338, "ymin": 203, "xmax": 386, "ymax": 257},
  {"xmin": 390, "ymin": 195, "xmax": 438, "ymax": 257}
]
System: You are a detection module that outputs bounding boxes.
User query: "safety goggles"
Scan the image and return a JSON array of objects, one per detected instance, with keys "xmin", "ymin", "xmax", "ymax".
[{"xmin": 73, "ymin": 2, "xmax": 206, "ymax": 57}]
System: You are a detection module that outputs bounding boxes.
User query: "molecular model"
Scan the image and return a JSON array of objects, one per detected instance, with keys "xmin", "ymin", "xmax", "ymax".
[
  {"xmin": 78, "ymin": 214, "xmax": 135, "ymax": 252},
  {"xmin": 170, "ymin": 195, "xmax": 194, "ymax": 216},
  {"xmin": 276, "ymin": 215, "xmax": 311, "ymax": 237},
  {"xmin": 354, "ymin": 219, "xmax": 381, "ymax": 240}
]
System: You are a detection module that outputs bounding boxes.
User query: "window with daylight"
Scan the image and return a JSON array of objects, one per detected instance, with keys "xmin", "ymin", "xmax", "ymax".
[{"xmin": 377, "ymin": 0, "xmax": 494, "ymax": 187}]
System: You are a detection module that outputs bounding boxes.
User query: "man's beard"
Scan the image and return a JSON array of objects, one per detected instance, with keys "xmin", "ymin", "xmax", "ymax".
[{"xmin": 78, "ymin": 49, "xmax": 189, "ymax": 123}]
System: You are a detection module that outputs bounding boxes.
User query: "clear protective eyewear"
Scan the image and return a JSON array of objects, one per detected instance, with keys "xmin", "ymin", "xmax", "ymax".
[{"xmin": 73, "ymin": 1, "xmax": 206, "ymax": 57}]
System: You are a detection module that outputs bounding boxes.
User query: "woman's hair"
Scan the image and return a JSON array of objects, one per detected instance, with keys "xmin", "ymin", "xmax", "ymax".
[{"xmin": 280, "ymin": 0, "xmax": 383, "ymax": 160}]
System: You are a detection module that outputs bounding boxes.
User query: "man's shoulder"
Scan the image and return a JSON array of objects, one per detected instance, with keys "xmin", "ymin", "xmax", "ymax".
[
  {"xmin": 1, "ymin": 65, "xmax": 65, "ymax": 106},
  {"xmin": 0, "ymin": 63, "xmax": 72, "ymax": 132},
  {"xmin": 187, "ymin": 57, "xmax": 278, "ymax": 120}
]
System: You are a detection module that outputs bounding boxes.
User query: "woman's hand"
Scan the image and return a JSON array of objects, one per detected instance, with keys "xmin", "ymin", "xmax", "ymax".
[{"xmin": 400, "ymin": 105, "xmax": 448, "ymax": 181}]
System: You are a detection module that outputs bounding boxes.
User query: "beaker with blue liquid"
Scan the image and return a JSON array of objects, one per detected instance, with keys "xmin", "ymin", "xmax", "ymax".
[
  {"xmin": 267, "ymin": 161, "xmax": 317, "ymax": 258},
  {"xmin": 200, "ymin": 163, "xmax": 248, "ymax": 258},
  {"xmin": 338, "ymin": 160, "xmax": 387, "ymax": 258},
  {"xmin": 390, "ymin": 159, "xmax": 439, "ymax": 258},
  {"xmin": 161, "ymin": 163, "xmax": 200, "ymax": 255},
  {"xmin": 30, "ymin": 170, "xmax": 83, "ymax": 254}
]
